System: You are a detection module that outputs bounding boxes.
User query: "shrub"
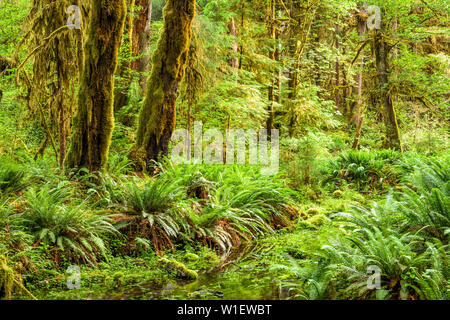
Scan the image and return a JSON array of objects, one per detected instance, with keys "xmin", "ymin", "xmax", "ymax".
[
  {"xmin": 399, "ymin": 158, "xmax": 449, "ymax": 240},
  {"xmin": 0, "ymin": 160, "xmax": 28, "ymax": 197},
  {"xmin": 0, "ymin": 199, "xmax": 31, "ymax": 255},
  {"xmin": 20, "ymin": 186, "xmax": 117, "ymax": 266},
  {"xmin": 322, "ymin": 150, "xmax": 402, "ymax": 191},
  {"xmin": 116, "ymin": 177, "xmax": 190, "ymax": 254}
]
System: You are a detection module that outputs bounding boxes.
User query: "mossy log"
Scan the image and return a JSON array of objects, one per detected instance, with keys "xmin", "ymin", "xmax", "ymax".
[
  {"xmin": 0, "ymin": 256, "xmax": 37, "ymax": 300},
  {"xmin": 130, "ymin": 0, "xmax": 196, "ymax": 171},
  {"xmin": 66, "ymin": 0, "xmax": 127, "ymax": 172}
]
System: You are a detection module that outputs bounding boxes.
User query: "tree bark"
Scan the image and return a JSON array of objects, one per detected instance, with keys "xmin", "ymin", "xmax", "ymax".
[
  {"xmin": 228, "ymin": 16, "xmax": 239, "ymax": 69},
  {"xmin": 335, "ymin": 24, "xmax": 340, "ymax": 110},
  {"xmin": 374, "ymin": 25, "xmax": 402, "ymax": 151},
  {"xmin": 266, "ymin": 0, "xmax": 278, "ymax": 138},
  {"xmin": 66, "ymin": 0, "xmax": 127, "ymax": 172},
  {"xmin": 130, "ymin": 0, "xmax": 196, "ymax": 171},
  {"xmin": 132, "ymin": 0, "xmax": 153, "ymax": 92},
  {"xmin": 352, "ymin": 3, "xmax": 367, "ymax": 149}
]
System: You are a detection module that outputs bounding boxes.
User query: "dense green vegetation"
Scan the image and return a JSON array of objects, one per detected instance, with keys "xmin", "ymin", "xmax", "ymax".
[{"xmin": 0, "ymin": 0, "xmax": 448, "ymax": 301}]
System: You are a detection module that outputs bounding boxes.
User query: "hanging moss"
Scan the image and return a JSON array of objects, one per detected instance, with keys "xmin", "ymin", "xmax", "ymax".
[
  {"xmin": 130, "ymin": 0, "xmax": 196, "ymax": 171},
  {"xmin": 16, "ymin": 1, "xmax": 85, "ymax": 167},
  {"xmin": 66, "ymin": 0, "xmax": 127, "ymax": 172}
]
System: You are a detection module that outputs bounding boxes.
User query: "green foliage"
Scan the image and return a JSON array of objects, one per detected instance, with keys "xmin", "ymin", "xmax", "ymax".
[
  {"xmin": 21, "ymin": 185, "xmax": 117, "ymax": 266},
  {"xmin": 0, "ymin": 160, "xmax": 28, "ymax": 197},
  {"xmin": 399, "ymin": 158, "xmax": 450, "ymax": 240},
  {"xmin": 323, "ymin": 150, "xmax": 403, "ymax": 190},
  {"xmin": 117, "ymin": 177, "xmax": 189, "ymax": 253},
  {"xmin": 0, "ymin": 200, "xmax": 31, "ymax": 256},
  {"xmin": 0, "ymin": 0, "xmax": 449, "ymax": 301}
]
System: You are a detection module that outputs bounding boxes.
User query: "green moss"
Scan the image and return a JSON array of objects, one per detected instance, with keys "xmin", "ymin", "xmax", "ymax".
[
  {"xmin": 66, "ymin": 0, "xmax": 127, "ymax": 172},
  {"xmin": 332, "ymin": 190, "xmax": 343, "ymax": 198},
  {"xmin": 183, "ymin": 253, "xmax": 199, "ymax": 262},
  {"xmin": 0, "ymin": 256, "xmax": 35, "ymax": 300},
  {"xmin": 203, "ymin": 252, "xmax": 220, "ymax": 268},
  {"xmin": 159, "ymin": 258, "xmax": 198, "ymax": 281},
  {"xmin": 0, "ymin": 256, "xmax": 15, "ymax": 300},
  {"xmin": 307, "ymin": 214, "xmax": 329, "ymax": 227},
  {"xmin": 306, "ymin": 207, "xmax": 321, "ymax": 216}
]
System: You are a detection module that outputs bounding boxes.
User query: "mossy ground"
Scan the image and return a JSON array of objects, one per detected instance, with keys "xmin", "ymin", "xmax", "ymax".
[{"xmin": 10, "ymin": 187, "xmax": 373, "ymax": 300}]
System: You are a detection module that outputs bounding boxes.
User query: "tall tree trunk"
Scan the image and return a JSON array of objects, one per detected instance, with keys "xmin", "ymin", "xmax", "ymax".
[
  {"xmin": 373, "ymin": 20, "xmax": 402, "ymax": 151},
  {"xmin": 335, "ymin": 23, "xmax": 340, "ymax": 110},
  {"xmin": 352, "ymin": 3, "xmax": 367, "ymax": 149},
  {"xmin": 132, "ymin": 0, "xmax": 153, "ymax": 92},
  {"xmin": 114, "ymin": 0, "xmax": 135, "ymax": 112},
  {"xmin": 238, "ymin": 3, "xmax": 245, "ymax": 70},
  {"xmin": 130, "ymin": 0, "xmax": 196, "ymax": 171},
  {"xmin": 266, "ymin": 0, "xmax": 276, "ymax": 138},
  {"xmin": 66, "ymin": 0, "xmax": 127, "ymax": 172},
  {"xmin": 227, "ymin": 16, "xmax": 239, "ymax": 69},
  {"xmin": 287, "ymin": 38, "xmax": 299, "ymax": 138}
]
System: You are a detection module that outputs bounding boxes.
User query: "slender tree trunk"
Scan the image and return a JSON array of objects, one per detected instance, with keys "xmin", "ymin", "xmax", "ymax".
[
  {"xmin": 132, "ymin": 0, "xmax": 153, "ymax": 92},
  {"xmin": 352, "ymin": 2, "xmax": 368, "ymax": 149},
  {"xmin": 228, "ymin": 16, "xmax": 239, "ymax": 69},
  {"xmin": 114, "ymin": 0, "xmax": 135, "ymax": 112},
  {"xmin": 266, "ymin": 0, "xmax": 276, "ymax": 138},
  {"xmin": 335, "ymin": 24, "xmax": 340, "ymax": 110},
  {"xmin": 287, "ymin": 38, "xmax": 299, "ymax": 138},
  {"xmin": 238, "ymin": 3, "xmax": 245, "ymax": 70},
  {"xmin": 58, "ymin": 99, "xmax": 66, "ymax": 169},
  {"xmin": 374, "ymin": 27, "xmax": 402, "ymax": 151},
  {"xmin": 66, "ymin": 0, "xmax": 127, "ymax": 172},
  {"xmin": 130, "ymin": 0, "xmax": 196, "ymax": 170}
]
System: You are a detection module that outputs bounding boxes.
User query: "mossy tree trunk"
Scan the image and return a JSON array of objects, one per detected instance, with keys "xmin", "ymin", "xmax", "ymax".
[
  {"xmin": 130, "ymin": 0, "xmax": 196, "ymax": 171},
  {"xmin": 66, "ymin": 0, "xmax": 127, "ymax": 172},
  {"xmin": 373, "ymin": 17, "xmax": 402, "ymax": 152}
]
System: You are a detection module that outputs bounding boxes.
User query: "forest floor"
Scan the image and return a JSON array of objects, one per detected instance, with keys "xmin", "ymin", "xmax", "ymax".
[
  {"xmin": 2, "ymin": 141, "xmax": 448, "ymax": 300},
  {"xmin": 23, "ymin": 191, "xmax": 367, "ymax": 301}
]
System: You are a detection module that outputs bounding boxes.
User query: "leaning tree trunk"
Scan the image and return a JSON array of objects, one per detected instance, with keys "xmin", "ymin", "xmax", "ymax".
[
  {"xmin": 130, "ymin": 0, "xmax": 196, "ymax": 171},
  {"xmin": 374, "ymin": 28, "xmax": 402, "ymax": 152},
  {"xmin": 66, "ymin": 0, "xmax": 127, "ymax": 172}
]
